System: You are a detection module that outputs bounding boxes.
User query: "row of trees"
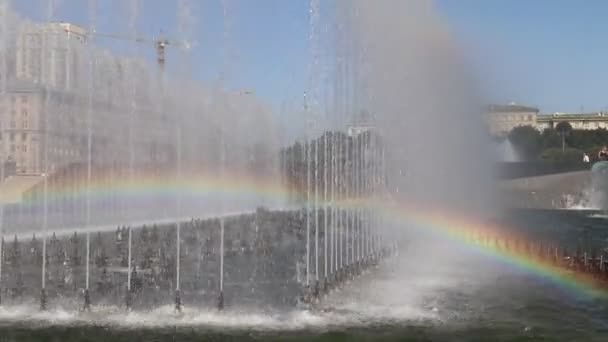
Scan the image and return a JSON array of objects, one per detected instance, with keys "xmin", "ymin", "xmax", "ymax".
[
  {"xmin": 506, "ymin": 123, "xmax": 608, "ymax": 162},
  {"xmin": 0, "ymin": 210, "xmax": 301, "ymax": 301},
  {"xmin": 280, "ymin": 130, "xmax": 386, "ymax": 203}
]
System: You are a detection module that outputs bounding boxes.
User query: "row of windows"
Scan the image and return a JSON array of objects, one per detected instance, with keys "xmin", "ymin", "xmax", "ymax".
[
  {"xmin": 491, "ymin": 114, "xmax": 535, "ymax": 122},
  {"xmin": 0, "ymin": 104, "xmax": 31, "ymax": 114},
  {"xmin": 0, "ymin": 132, "xmax": 29, "ymax": 141},
  {"xmin": 0, "ymin": 158, "xmax": 32, "ymax": 174},
  {"xmin": 0, "ymin": 120, "xmax": 31, "ymax": 130},
  {"xmin": 2, "ymin": 95, "xmax": 29, "ymax": 104},
  {"xmin": 0, "ymin": 144, "xmax": 28, "ymax": 153},
  {"xmin": 6, "ymin": 109, "xmax": 31, "ymax": 117},
  {"xmin": 563, "ymin": 121, "xmax": 608, "ymax": 129},
  {"xmin": 52, "ymin": 148, "xmax": 78, "ymax": 157}
]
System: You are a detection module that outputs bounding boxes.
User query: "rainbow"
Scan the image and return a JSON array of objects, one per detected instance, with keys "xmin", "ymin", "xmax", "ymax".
[
  {"xmin": 5, "ymin": 170, "xmax": 290, "ymax": 207},
  {"xmin": 370, "ymin": 200, "xmax": 608, "ymax": 300},
  {"xmin": 4, "ymin": 171, "xmax": 608, "ymax": 299}
]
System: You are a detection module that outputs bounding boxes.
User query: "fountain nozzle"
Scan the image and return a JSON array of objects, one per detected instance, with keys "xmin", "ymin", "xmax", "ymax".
[
  {"xmin": 217, "ymin": 291, "xmax": 224, "ymax": 311},
  {"xmin": 174, "ymin": 289, "xmax": 182, "ymax": 312},
  {"xmin": 83, "ymin": 289, "xmax": 91, "ymax": 312},
  {"xmin": 40, "ymin": 288, "xmax": 47, "ymax": 311}
]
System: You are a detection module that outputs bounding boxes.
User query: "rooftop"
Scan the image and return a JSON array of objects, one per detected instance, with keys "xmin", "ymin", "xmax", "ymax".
[
  {"xmin": 537, "ymin": 112, "xmax": 608, "ymax": 121},
  {"xmin": 0, "ymin": 175, "xmax": 43, "ymax": 204},
  {"xmin": 488, "ymin": 104, "xmax": 539, "ymax": 113}
]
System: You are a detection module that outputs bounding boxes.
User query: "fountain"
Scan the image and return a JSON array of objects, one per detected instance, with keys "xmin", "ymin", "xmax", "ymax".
[
  {"xmin": 591, "ymin": 160, "xmax": 608, "ymax": 211},
  {"xmin": 0, "ymin": 0, "xmax": 395, "ymax": 315},
  {"xmin": 496, "ymin": 138, "xmax": 520, "ymax": 162}
]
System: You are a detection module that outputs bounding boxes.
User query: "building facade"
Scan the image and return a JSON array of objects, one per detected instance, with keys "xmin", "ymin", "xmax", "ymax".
[
  {"xmin": 536, "ymin": 112, "xmax": 608, "ymax": 131},
  {"xmin": 0, "ymin": 12, "xmax": 171, "ymax": 176},
  {"xmin": 486, "ymin": 104, "xmax": 539, "ymax": 137},
  {"xmin": 0, "ymin": 84, "xmax": 43, "ymax": 174}
]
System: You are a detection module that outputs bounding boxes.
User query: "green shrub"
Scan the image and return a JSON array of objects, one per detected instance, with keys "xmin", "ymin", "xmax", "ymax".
[{"xmin": 540, "ymin": 147, "xmax": 584, "ymax": 162}]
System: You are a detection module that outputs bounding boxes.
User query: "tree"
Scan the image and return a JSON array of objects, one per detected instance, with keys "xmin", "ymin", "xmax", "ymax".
[
  {"xmin": 96, "ymin": 266, "xmax": 112, "ymax": 295},
  {"xmin": 140, "ymin": 225, "xmax": 149, "ymax": 245},
  {"xmin": 541, "ymin": 147, "xmax": 584, "ymax": 162},
  {"xmin": 96, "ymin": 243, "xmax": 108, "ymax": 268},
  {"xmin": 94, "ymin": 232, "xmax": 104, "ymax": 263},
  {"xmin": 116, "ymin": 227, "xmax": 128, "ymax": 267},
  {"xmin": 508, "ymin": 125, "xmax": 542, "ymax": 161},
  {"xmin": 592, "ymin": 128, "xmax": 608, "ymax": 147},
  {"xmin": 9, "ymin": 235, "xmax": 20, "ymax": 267},
  {"xmin": 568, "ymin": 129, "xmax": 596, "ymax": 151},
  {"xmin": 140, "ymin": 226, "xmax": 156, "ymax": 270},
  {"xmin": 555, "ymin": 121, "xmax": 573, "ymax": 152},
  {"xmin": 9, "ymin": 236, "xmax": 24, "ymax": 297},
  {"xmin": 49, "ymin": 233, "xmax": 63, "ymax": 265},
  {"xmin": 541, "ymin": 128, "xmax": 561, "ymax": 149},
  {"xmin": 70, "ymin": 232, "xmax": 80, "ymax": 266},
  {"xmin": 29, "ymin": 233, "xmax": 41, "ymax": 266},
  {"xmin": 150, "ymin": 225, "xmax": 159, "ymax": 245}
]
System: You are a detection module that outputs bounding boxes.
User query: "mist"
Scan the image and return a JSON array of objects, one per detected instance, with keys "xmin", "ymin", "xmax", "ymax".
[{"xmin": 344, "ymin": 0, "xmax": 496, "ymax": 215}]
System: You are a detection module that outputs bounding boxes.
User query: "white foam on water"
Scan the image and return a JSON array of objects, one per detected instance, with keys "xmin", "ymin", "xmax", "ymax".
[
  {"xmin": 562, "ymin": 191, "xmax": 601, "ymax": 210},
  {"xmin": 0, "ymin": 254, "xmax": 443, "ymax": 330},
  {"xmin": 0, "ymin": 242, "xmax": 535, "ymax": 331},
  {"xmin": 0, "ymin": 302, "xmax": 437, "ymax": 331}
]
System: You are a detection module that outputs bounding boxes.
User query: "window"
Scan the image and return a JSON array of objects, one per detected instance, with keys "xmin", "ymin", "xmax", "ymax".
[
  {"xmin": 22, "ymin": 109, "xmax": 28, "ymax": 117},
  {"xmin": 21, "ymin": 133, "xmax": 26, "ymax": 141}
]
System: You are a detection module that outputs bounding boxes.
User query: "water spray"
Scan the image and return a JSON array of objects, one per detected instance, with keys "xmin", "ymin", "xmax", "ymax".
[
  {"xmin": 323, "ymin": 132, "xmax": 329, "ymax": 291},
  {"xmin": 83, "ymin": 0, "xmax": 97, "ymax": 313},
  {"xmin": 40, "ymin": 0, "xmax": 57, "ymax": 311},
  {"xmin": 330, "ymin": 132, "xmax": 336, "ymax": 286},
  {"xmin": 174, "ymin": 0, "xmax": 194, "ymax": 314},
  {"xmin": 219, "ymin": 215, "xmax": 225, "ymax": 310},
  {"xmin": 0, "ymin": 236, "xmax": 2, "ymax": 306},
  {"xmin": 126, "ymin": 226, "xmax": 132, "ymax": 309},
  {"xmin": 0, "ymin": 0, "xmax": 8, "ymax": 307},
  {"xmin": 314, "ymin": 133, "xmax": 320, "ymax": 299},
  {"xmin": 217, "ymin": 121, "xmax": 226, "ymax": 311},
  {"xmin": 337, "ymin": 138, "xmax": 342, "ymax": 281},
  {"xmin": 124, "ymin": 0, "xmax": 140, "ymax": 312},
  {"xmin": 305, "ymin": 94, "xmax": 311, "ymax": 290},
  {"xmin": 345, "ymin": 134, "xmax": 351, "ymax": 278}
]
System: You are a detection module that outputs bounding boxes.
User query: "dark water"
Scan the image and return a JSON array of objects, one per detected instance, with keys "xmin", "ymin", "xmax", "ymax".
[{"xmin": 0, "ymin": 209, "xmax": 607, "ymax": 341}]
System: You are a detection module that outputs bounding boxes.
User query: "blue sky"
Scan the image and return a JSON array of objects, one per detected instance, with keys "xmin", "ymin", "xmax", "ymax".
[
  {"xmin": 12, "ymin": 0, "xmax": 314, "ymax": 113},
  {"xmin": 435, "ymin": 0, "xmax": 608, "ymax": 113},
  {"xmin": 10, "ymin": 0, "xmax": 608, "ymax": 114}
]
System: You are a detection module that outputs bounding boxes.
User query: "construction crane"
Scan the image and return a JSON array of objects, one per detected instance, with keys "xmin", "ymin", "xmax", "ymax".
[{"xmin": 85, "ymin": 30, "xmax": 187, "ymax": 73}]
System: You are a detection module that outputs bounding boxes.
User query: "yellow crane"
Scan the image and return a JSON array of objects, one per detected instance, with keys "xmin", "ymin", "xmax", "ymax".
[{"xmin": 86, "ymin": 29, "xmax": 187, "ymax": 73}]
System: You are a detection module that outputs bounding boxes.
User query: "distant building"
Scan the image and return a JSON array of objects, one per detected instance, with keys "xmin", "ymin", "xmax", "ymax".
[
  {"xmin": 15, "ymin": 22, "xmax": 87, "ymax": 89},
  {"xmin": 0, "ymin": 82, "xmax": 44, "ymax": 175},
  {"xmin": 536, "ymin": 112, "xmax": 608, "ymax": 131},
  {"xmin": 0, "ymin": 7, "xmax": 276, "ymax": 207},
  {"xmin": 347, "ymin": 124, "xmax": 375, "ymax": 137},
  {"xmin": 486, "ymin": 103, "xmax": 539, "ymax": 137},
  {"xmin": 347, "ymin": 110, "xmax": 375, "ymax": 137},
  {"xmin": 0, "ymin": 12, "xmax": 171, "ymax": 177}
]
